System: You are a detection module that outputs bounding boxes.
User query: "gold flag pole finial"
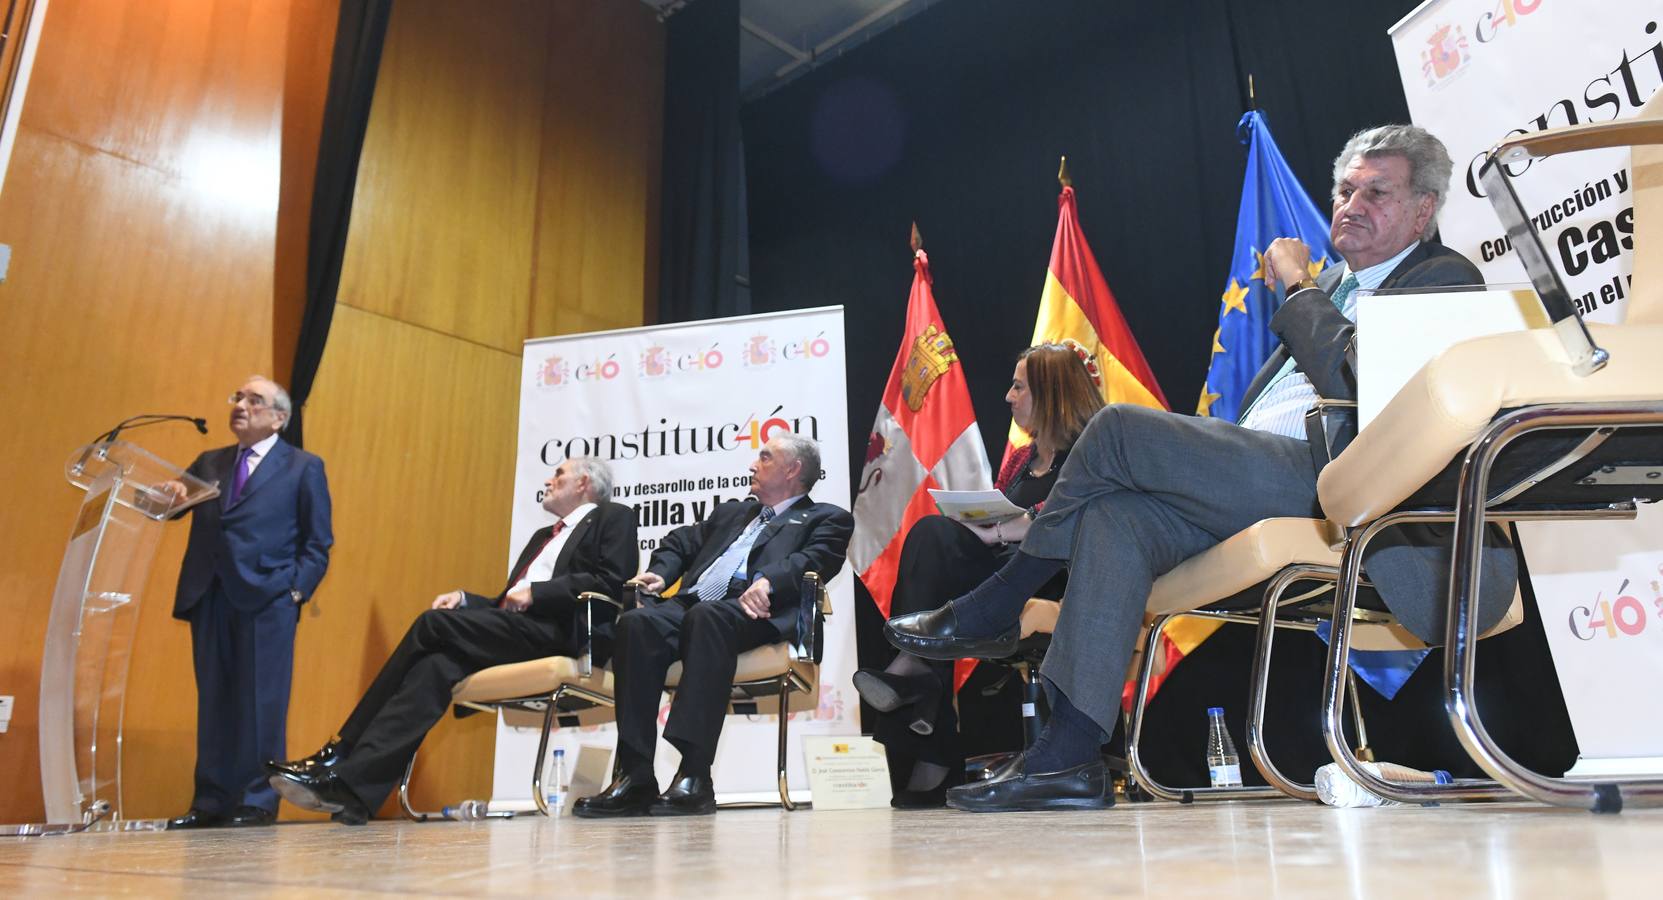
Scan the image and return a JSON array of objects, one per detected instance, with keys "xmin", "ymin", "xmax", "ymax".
[
  {"xmin": 1058, "ymin": 155, "xmax": 1072, "ymax": 189},
  {"xmin": 1248, "ymin": 73, "xmax": 1256, "ymax": 110},
  {"xmin": 910, "ymin": 221, "xmax": 923, "ymax": 253}
]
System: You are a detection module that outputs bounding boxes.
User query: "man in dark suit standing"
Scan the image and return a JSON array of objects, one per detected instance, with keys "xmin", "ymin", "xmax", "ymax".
[
  {"xmin": 165, "ymin": 376, "xmax": 333, "ymax": 829},
  {"xmin": 575, "ymin": 432, "xmax": 853, "ymax": 818},
  {"xmin": 264, "ymin": 457, "xmax": 637, "ymax": 824},
  {"xmin": 888, "ymin": 125, "xmax": 1516, "ymax": 812}
]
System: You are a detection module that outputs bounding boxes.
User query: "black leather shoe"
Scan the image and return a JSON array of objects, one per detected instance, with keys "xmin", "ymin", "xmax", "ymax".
[
  {"xmin": 852, "ymin": 669, "xmax": 941, "ymax": 736},
  {"xmin": 885, "ymin": 605, "xmax": 1020, "ymax": 661},
  {"xmin": 572, "ymin": 771, "xmax": 659, "ymax": 819},
  {"xmin": 649, "ymin": 773, "xmax": 717, "ymax": 816},
  {"xmin": 269, "ymin": 770, "xmax": 371, "ymax": 825},
  {"xmin": 166, "ymin": 808, "xmax": 226, "ymax": 830},
  {"xmin": 226, "ymin": 805, "xmax": 276, "ymax": 827},
  {"xmin": 945, "ymin": 756, "xmax": 1114, "ymax": 812},
  {"xmin": 266, "ymin": 737, "xmax": 345, "ymax": 779},
  {"xmin": 890, "ymin": 784, "xmax": 947, "ymax": 809}
]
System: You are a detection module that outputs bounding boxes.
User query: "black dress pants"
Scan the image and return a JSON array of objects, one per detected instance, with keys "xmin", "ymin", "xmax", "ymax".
[
  {"xmin": 875, "ymin": 515, "xmax": 1006, "ymax": 786},
  {"xmin": 331, "ymin": 606, "xmax": 577, "ymax": 810},
  {"xmin": 612, "ymin": 596, "xmax": 780, "ymax": 775}
]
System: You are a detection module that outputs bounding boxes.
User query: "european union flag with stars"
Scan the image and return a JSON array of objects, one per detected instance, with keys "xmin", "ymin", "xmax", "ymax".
[{"xmin": 1197, "ymin": 111, "xmax": 1337, "ymax": 422}]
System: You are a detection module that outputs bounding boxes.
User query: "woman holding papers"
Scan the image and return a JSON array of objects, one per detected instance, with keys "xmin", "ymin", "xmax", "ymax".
[{"xmin": 855, "ymin": 343, "xmax": 1102, "ymax": 807}]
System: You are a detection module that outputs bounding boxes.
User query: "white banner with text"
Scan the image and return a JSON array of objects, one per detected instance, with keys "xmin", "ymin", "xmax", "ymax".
[
  {"xmin": 1392, "ymin": 0, "xmax": 1663, "ymax": 774},
  {"xmin": 491, "ymin": 307, "xmax": 857, "ymax": 805}
]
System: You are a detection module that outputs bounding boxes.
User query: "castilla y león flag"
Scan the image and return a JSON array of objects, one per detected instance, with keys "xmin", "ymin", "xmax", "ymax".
[
  {"xmin": 1004, "ymin": 183, "xmax": 1168, "ymax": 462},
  {"xmin": 851, "ymin": 248, "xmax": 992, "ymax": 617}
]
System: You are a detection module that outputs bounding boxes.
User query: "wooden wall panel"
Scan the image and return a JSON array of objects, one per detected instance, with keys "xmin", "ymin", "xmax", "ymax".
[
  {"xmin": 292, "ymin": 304, "xmax": 522, "ymax": 817},
  {"xmin": 531, "ymin": 2, "xmax": 665, "ymax": 338},
  {"xmin": 288, "ymin": 0, "xmax": 663, "ymax": 818},
  {"xmin": 0, "ymin": 0, "xmax": 288, "ymax": 823},
  {"xmin": 336, "ymin": 0, "xmax": 550, "ymax": 354},
  {"xmin": 0, "ymin": 0, "xmax": 662, "ymax": 825}
]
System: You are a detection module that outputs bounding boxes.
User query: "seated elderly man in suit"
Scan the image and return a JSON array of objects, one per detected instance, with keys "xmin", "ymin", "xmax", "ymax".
[
  {"xmin": 267, "ymin": 457, "xmax": 636, "ymax": 824},
  {"xmin": 888, "ymin": 124, "xmax": 1518, "ymax": 812},
  {"xmin": 575, "ymin": 432, "xmax": 853, "ymax": 817}
]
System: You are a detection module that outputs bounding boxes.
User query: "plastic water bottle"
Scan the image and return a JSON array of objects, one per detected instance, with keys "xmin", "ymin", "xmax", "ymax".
[
  {"xmin": 442, "ymin": 799, "xmax": 490, "ymax": 821},
  {"xmin": 545, "ymin": 748, "xmax": 567, "ymax": 811},
  {"xmin": 1205, "ymin": 707, "xmax": 1243, "ymax": 788},
  {"xmin": 1314, "ymin": 761, "xmax": 1452, "ymax": 808}
]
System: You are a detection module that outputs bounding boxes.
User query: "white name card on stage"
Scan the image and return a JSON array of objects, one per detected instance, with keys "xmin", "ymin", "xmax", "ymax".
[{"xmin": 803, "ymin": 736, "xmax": 891, "ymax": 810}]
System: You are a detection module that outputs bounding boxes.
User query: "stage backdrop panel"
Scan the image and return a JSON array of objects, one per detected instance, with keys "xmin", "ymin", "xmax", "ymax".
[
  {"xmin": 1392, "ymin": 0, "xmax": 1663, "ymax": 776},
  {"xmin": 493, "ymin": 307, "xmax": 857, "ymax": 805}
]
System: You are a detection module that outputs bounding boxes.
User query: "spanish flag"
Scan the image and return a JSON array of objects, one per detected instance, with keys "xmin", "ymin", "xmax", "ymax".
[
  {"xmin": 974, "ymin": 171, "xmax": 1172, "ymax": 691},
  {"xmin": 1004, "ymin": 173, "xmax": 1168, "ymax": 462}
]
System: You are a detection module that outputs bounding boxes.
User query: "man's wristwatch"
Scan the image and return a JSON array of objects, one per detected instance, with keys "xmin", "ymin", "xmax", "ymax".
[{"xmin": 1289, "ymin": 276, "xmax": 1319, "ymax": 294}]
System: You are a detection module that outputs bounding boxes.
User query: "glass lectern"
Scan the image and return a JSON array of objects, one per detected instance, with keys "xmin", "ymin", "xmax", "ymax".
[{"xmin": 0, "ymin": 441, "xmax": 216, "ymax": 837}]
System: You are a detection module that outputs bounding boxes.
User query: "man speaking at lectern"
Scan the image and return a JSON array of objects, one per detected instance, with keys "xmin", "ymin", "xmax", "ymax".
[{"xmin": 162, "ymin": 375, "xmax": 333, "ymax": 829}]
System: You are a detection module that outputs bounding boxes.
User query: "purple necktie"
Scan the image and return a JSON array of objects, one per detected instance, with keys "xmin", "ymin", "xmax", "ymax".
[{"xmin": 226, "ymin": 447, "xmax": 255, "ymax": 507}]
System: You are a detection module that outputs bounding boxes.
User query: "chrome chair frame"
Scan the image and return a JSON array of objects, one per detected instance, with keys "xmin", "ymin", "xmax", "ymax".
[
  {"xmin": 398, "ymin": 590, "xmax": 623, "ymax": 821},
  {"xmin": 644, "ymin": 571, "xmax": 828, "ymax": 811},
  {"xmin": 1125, "ymin": 564, "xmax": 1383, "ymax": 804},
  {"xmin": 1322, "ymin": 405, "xmax": 1661, "ymax": 811},
  {"xmin": 1314, "ymin": 114, "xmax": 1663, "ymax": 812}
]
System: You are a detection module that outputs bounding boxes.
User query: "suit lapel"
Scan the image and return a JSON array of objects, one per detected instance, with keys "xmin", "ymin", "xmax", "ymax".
[
  {"xmin": 690, "ymin": 503, "xmax": 759, "ymax": 582},
  {"xmin": 1377, "ymin": 241, "xmax": 1432, "ymax": 291},
  {"xmin": 505, "ymin": 523, "xmax": 556, "ymax": 589},
  {"xmin": 749, "ymin": 497, "xmax": 811, "ymax": 559},
  {"xmin": 550, "ymin": 512, "xmax": 593, "ymax": 575},
  {"xmin": 228, "ymin": 439, "xmax": 289, "ymax": 510}
]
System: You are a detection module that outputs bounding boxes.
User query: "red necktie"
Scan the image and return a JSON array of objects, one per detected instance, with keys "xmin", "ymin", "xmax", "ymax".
[{"xmin": 506, "ymin": 519, "xmax": 566, "ymax": 592}]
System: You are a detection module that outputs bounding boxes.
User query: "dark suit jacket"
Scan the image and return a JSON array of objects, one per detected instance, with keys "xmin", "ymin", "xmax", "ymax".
[
  {"xmin": 1238, "ymin": 239, "xmax": 1513, "ymax": 642},
  {"xmin": 174, "ymin": 439, "xmax": 333, "ymax": 619},
  {"xmin": 461, "ymin": 501, "xmax": 639, "ymax": 643},
  {"xmin": 646, "ymin": 496, "xmax": 854, "ymax": 638}
]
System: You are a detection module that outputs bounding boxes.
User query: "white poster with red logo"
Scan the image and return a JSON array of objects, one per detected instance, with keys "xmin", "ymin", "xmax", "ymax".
[
  {"xmin": 490, "ymin": 306, "xmax": 856, "ymax": 806},
  {"xmin": 1392, "ymin": 0, "xmax": 1663, "ymax": 775}
]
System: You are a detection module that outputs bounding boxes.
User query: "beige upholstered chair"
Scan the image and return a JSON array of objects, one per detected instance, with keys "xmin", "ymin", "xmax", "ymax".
[
  {"xmin": 646, "ymin": 571, "xmax": 830, "ymax": 811},
  {"xmin": 396, "ymin": 591, "xmax": 622, "ymax": 820},
  {"xmin": 1119, "ymin": 518, "xmax": 1524, "ymax": 803},
  {"xmin": 1308, "ymin": 106, "xmax": 1663, "ymax": 812}
]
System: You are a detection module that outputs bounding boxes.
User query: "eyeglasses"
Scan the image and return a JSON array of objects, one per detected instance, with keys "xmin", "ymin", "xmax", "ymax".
[{"xmin": 228, "ymin": 392, "xmax": 272, "ymax": 410}]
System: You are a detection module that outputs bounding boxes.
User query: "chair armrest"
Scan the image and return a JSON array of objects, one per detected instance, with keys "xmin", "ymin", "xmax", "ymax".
[
  {"xmin": 576, "ymin": 591, "xmax": 623, "ymax": 677},
  {"xmin": 1303, "ymin": 398, "xmax": 1359, "ymax": 474},
  {"xmin": 796, "ymin": 571, "xmax": 826, "ymax": 663}
]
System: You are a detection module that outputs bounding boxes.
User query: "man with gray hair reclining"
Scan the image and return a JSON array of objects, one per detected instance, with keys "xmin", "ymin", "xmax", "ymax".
[{"xmin": 888, "ymin": 124, "xmax": 1518, "ymax": 812}]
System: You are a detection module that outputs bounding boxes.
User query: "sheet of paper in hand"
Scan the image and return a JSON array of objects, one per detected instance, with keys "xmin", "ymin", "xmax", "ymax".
[{"xmin": 928, "ymin": 488, "xmax": 1026, "ymax": 524}]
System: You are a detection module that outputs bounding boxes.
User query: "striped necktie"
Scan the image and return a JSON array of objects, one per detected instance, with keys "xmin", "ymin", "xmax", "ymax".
[{"xmin": 691, "ymin": 505, "xmax": 776, "ymax": 603}]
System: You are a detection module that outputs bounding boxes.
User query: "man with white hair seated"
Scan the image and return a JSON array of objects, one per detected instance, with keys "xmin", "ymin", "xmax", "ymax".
[{"xmin": 267, "ymin": 457, "xmax": 636, "ymax": 824}]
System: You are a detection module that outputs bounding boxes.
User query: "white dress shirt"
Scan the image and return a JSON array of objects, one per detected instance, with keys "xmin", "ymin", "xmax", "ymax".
[
  {"xmin": 509, "ymin": 502, "xmax": 597, "ymax": 594},
  {"xmin": 238, "ymin": 432, "xmax": 282, "ymax": 478},
  {"xmin": 1238, "ymin": 241, "xmax": 1420, "ymax": 439}
]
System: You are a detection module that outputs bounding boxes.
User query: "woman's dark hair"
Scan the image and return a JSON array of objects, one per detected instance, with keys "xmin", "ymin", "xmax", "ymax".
[{"xmin": 1017, "ymin": 343, "xmax": 1104, "ymax": 450}]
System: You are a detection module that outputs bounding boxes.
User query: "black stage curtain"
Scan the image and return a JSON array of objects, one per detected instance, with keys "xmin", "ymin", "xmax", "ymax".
[
  {"xmin": 742, "ymin": 0, "xmax": 1578, "ymax": 784},
  {"xmin": 286, "ymin": 0, "xmax": 393, "ymax": 448},
  {"xmin": 659, "ymin": 0, "xmax": 751, "ymax": 324}
]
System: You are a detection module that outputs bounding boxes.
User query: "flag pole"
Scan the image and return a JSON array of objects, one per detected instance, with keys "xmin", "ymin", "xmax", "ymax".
[
  {"xmin": 910, "ymin": 220, "xmax": 923, "ymax": 253},
  {"xmin": 1057, "ymin": 155, "xmax": 1072, "ymax": 189},
  {"xmin": 1248, "ymin": 73, "xmax": 1256, "ymax": 111}
]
